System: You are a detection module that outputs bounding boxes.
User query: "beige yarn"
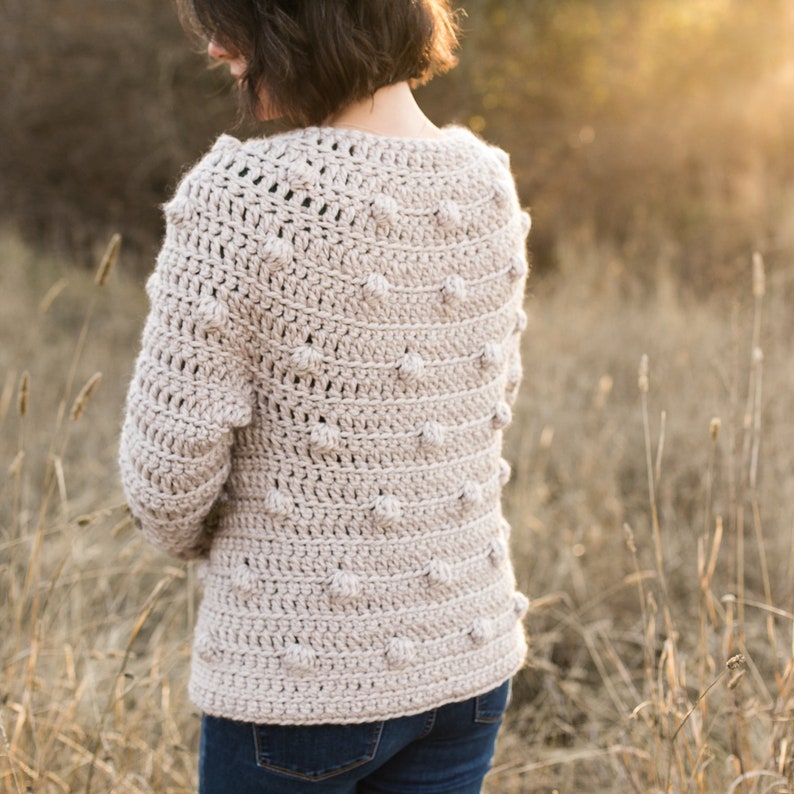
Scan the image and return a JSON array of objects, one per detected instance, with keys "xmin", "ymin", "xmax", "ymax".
[{"xmin": 119, "ymin": 125, "xmax": 531, "ymax": 725}]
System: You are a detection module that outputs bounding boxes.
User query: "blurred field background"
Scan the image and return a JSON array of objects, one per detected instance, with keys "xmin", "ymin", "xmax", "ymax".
[{"xmin": 3, "ymin": 0, "xmax": 794, "ymax": 791}]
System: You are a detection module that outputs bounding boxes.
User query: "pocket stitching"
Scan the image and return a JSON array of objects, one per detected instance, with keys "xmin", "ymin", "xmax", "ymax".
[{"xmin": 253, "ymin": 721, "xmax": 384, "ymax": 781}]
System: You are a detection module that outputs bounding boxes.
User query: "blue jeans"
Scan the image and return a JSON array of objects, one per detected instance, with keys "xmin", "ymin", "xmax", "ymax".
[{"xmin": 199, "ymin": 679, "xmax": 511, "ymax": 793}]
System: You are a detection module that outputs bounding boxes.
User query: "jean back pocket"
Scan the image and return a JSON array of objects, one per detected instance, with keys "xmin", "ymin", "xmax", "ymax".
[{"xmin": 253, "ymin": 721, "xmax": 384, "ymax": 781}]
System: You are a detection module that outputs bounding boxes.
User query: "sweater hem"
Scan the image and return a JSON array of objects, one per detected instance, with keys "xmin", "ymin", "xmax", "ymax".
[{"xmin": 188, "ymin": 640, "xmax": 527, "ymax": 726}]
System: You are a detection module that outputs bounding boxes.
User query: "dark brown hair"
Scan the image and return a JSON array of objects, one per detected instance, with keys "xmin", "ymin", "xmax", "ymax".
[{"xmin": 177, "ymin": 0, "xmax": 461, "ymax": 127}]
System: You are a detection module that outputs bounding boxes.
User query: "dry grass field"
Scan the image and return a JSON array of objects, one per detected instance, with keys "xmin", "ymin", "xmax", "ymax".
[{"xmin": 2, "ymin": 226, "xmax": 794, "ymax": 793}]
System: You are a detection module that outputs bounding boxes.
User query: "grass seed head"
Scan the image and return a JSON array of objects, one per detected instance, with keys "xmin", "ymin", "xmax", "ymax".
[
  {"xmin": 95, "ymin": 233, "xmax": 121, "ymax": 286},
  {"xmin": 623, "ymin": 523, "xmax": 637, "ymax": 554},
  {"xmin": 727, "ymin": 653, "xmax": 746, "ymax": 671},
  {"xmin": 709, "ymin": 417, "xmax": 721, "ymax": 441},
  {"xmin": 18, "ymin": 370, "xmax": 30, "ymax": 416},
  {"xmin": 38, "ymin": 277, "xmax": 68, "ymax": 314},
  {"xmin": 70, "ymin": 372, "xmax": 102, "ymax": 421}
]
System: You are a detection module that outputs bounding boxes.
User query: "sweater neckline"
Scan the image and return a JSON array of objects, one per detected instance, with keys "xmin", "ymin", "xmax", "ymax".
[
  {"xmin": 262, "ymin": 124, "xmax": 482, "ymax": 170},
  {"xmin": 313, "ymin": 123, "xmax": 468, "ymax": 146}
]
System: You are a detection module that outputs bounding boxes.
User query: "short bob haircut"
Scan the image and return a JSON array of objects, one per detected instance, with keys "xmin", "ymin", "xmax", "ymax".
[{"xmin": 177, "ymin": 0, "xmax": 461, "ymax": 127}]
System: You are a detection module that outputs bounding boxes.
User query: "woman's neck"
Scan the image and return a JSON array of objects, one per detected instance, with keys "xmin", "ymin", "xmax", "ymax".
[{"xmin": 328, "ymin": 82, "xmax": 443, "ymax": 140}]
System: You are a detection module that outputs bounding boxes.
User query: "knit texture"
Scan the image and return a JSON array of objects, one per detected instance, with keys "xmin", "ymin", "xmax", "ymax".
[{"xmin": 119, "ymin": 125, "xmax": 531, "ymax": 725}]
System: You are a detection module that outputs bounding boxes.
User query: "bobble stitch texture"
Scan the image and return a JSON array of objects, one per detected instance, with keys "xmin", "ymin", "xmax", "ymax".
[
  {"xmin": 460, "ymin": 480, "xmax": 483, "ymax": 510},
  {"xmin": 488, "ymin": 537, "xmax": 508, "ymax": 567},
  {"xmin": 493, "ymin": 401, "xmax": 512, "ymax": 430},
  {"xmin": 436, "ymin": 199, "xmax": 462, "ymax": 230},
  {"xmin": 261, "ymin": 236, "xmax": 294, "ymax": 271},
  {"xmin": 329, "ymin": 570, "xmax": 362, "ymax": 603},
  {"xmin": 288, "ymin": 161, "xmax": 320, "ymax": 191},
  {"xmin": 425, "ymin": 558, "xmax": 454, "ymax": 587},
  {"xmin": 195, "ymin": 635, "xmax": 221, "ymax": 664},
  {"xmin": 283, "ymin": 643, "xmax": 317, "ymax": 675},
  {"xmin": 513, "ymin": 592, "xmax": 530, "ymax": 618},
  {"xmin": 119, "ymin": 125, "xmax": 530, "ymax": 727},
  {"xmin": 219, "ymin": 394, "xmax": 253, "ymax": 428},
  {"xmin": 397, "ymin": 352, "xmax": 426, "ymax": 385},
  {"xmin": 265, "ymin": 488, "xmax": 293, "ymax": 518},
  {"xmin": 291, "ymin": 345, "xmax": 324, "ymax": 376},
  {"xmin": 310, "ymin": 423, "xmax": 343, "ymax": 455},
  {"xmin": 163, "ymin": 195, "xmax": 190, "ymax": 225},
  {"xmin": 498, "ymin": 458, "xmax": 512, "ymax": 486},
  {"xmin": 494, "ymin": 183, "xmax": 510, "ymax": 207},
  {"xmin": 372, "ymin": 194, "xmax": 399, "ymax": 229},
  {"xmin": 231, "ymin": 563, "xmax": 260, "ymax": 598},
  {"xmin": 469, "ymin": 618, "xmax": 492, "ymax": 647},
  {"xmin": 361, "ymin": 272, "xmax": 390, "ymax": 305},
  {"xmin": 508, "ymin": 255, "xmax": 528, "ymax": 282},
  {"xmin": 440, "ymin": 274, "xmax": 467, "ymax": 306},
  {"xmin": 419, "ymin": 420, "xmax": 446, "ymax": 449},
  {"xmin": 480, "ymin": 342, "xmax": 502, "ymax": 370},
  {"xmin": 385, "ymin": 637, "xmax": 416, "ymax": 669},
  {"xmin": 372, "ymin": 494, "xmax": 402, "ymax": 528},
  {"xmin": 196, "ymin": 296, "xmax": 229, "ymax": 334}
]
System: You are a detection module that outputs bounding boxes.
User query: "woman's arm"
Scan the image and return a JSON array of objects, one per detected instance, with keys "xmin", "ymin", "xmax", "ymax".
[{"xmin": 119, "ymin": 158, "xmax": 253, "ymax": 559}]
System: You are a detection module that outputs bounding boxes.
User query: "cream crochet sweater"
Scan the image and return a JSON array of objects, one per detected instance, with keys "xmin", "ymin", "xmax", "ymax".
[{"xmin": 119, "ymin": 125, "xmax": 530, "ymax": 725}]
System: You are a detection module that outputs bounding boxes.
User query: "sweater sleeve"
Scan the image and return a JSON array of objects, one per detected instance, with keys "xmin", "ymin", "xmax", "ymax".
[{"xmin": 119, "ymin": 158, "xmax": 253, "ymax": 560}]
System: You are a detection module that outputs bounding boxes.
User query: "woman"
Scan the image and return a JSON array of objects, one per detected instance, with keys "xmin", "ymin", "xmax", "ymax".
[{"xmin": 119, "ymin": 1, "xmax": 531, "ymax": 791}]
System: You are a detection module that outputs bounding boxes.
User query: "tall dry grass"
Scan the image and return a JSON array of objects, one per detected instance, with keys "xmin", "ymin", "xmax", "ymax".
[
  {"xmin": 2, "ymin": 227, "xmax": 794, "ymax": 792},
  {"xmin": 1, "ymin": 233, "xmax": 199, "ymax": 793},
  {"xmin": 490, "ymin": 242, "xmax": 794, "ymax": 791}
]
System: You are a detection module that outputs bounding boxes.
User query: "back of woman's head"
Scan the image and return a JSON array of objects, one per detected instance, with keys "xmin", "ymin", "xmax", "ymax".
[{"xmin": 178, "ymin": 0, "xmax": 461, "ymax": 127}]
